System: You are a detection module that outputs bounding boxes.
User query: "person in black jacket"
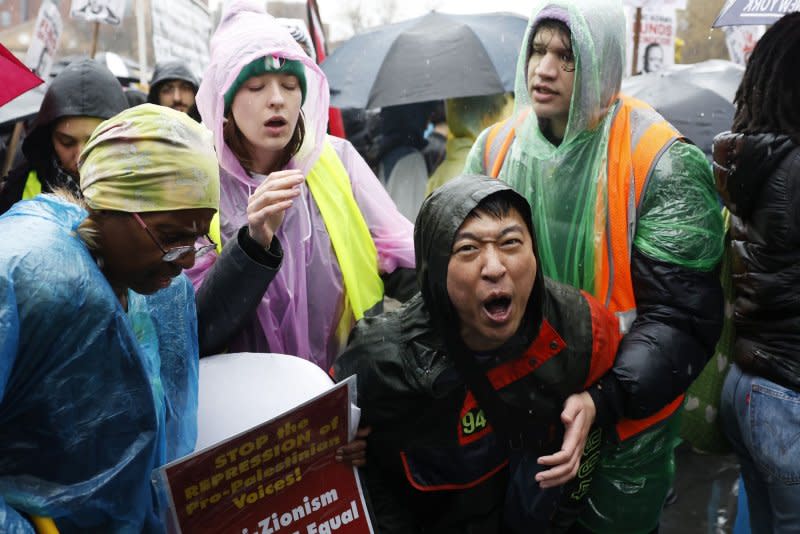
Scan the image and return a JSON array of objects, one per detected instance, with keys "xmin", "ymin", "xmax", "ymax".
[
  {"xmin": 147, "ymin": 60, "xmax": 201, "ymax": 121},
  {"xmin": 0, "ymin": 59, "xmax": 127, "ymax": 215},
  {"xmin": 713, "ymin": 13, "xmax": 800, "ymax": 533},
  {"xmin": 334, "ymin": 175, "xmax": 622, "ymax": 533}
]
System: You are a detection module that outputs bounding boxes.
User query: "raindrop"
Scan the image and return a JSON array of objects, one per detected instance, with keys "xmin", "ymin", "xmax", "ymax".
[{"xmin": 426, "ymin": 59, "xmax": 430, "ymax": 65}]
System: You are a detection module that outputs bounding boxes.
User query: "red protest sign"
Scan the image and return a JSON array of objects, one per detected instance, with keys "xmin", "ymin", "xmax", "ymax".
[{"xmin": 158, "ymin": 380, "xmax": 372, "ymax": 534}]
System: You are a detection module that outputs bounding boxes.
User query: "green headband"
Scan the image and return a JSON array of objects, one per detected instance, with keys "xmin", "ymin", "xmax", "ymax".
[{"xmin": 224, "ymin": 55, "xmax": 307, "ymax": 110}]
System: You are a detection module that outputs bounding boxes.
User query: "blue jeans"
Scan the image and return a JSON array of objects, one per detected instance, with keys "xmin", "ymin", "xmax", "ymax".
[{"xmin": 720, "ymin": 363, "xmax": 800, "ymax": 533}]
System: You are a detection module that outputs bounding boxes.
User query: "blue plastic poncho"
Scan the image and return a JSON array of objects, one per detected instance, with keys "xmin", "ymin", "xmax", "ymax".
[{"xmin": 0, "ymin": 195, "xmax": 199, "ymax": 533}]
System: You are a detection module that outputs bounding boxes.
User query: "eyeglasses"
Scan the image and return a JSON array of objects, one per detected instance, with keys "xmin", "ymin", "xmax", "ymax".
[{"xmin": 131, "ymin": 213, "xmax": 217, "ymax": 263}]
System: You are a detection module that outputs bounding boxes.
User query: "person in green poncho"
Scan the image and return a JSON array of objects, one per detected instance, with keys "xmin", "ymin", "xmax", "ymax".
[{"xmin": 464, "ymin": 1, "xmax": 725, "ymax": 532}]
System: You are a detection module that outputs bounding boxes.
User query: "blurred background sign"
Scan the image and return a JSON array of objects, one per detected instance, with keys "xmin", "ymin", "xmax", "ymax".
[
  {"xmin": 151, "ymin": 0, "xmax": 211, "ymax": 80},
  {"xmin": 69, "ymin": 0, "xmax": 126, "ymax": 26},
  {"xmin": 25, "ymin": 0, "xmax": 62, "ymax": 79},
  {"xmin": 623, "ymin": 0, "xmax": 688, "ymax": 8},
  {"xmin": 722, "ymin": 25, "xmax": 766, "ymax": 65}
]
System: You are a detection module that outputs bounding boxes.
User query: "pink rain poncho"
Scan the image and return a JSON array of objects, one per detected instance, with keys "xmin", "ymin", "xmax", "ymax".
[{"xmin": 189, "ymin": 0, "xmax": 415, "ymax": 370}]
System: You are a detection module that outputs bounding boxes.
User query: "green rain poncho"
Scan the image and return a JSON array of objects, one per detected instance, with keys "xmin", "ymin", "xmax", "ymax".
[{"xmin": 465, "ymin": 0, "xmax": 722, "ymax": 294}]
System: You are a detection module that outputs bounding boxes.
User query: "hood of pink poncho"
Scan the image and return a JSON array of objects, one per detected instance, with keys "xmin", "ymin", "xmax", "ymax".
[{"xmin": 196, "ymin": 0, "xmax": 330, "ymax": 185}]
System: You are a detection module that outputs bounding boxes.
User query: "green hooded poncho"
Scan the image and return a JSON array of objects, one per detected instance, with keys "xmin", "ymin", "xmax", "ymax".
[{"xmin": 464, "ymin": 0, "xmax": 723, "ymax": 294}]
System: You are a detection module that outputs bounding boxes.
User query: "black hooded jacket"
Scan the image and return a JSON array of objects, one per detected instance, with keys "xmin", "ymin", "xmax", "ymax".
[
  {"xmin": 146, "ymin": 61, "xmax": 199, "ymax": 104},
  {"xmin": 333, "ymin": 175, "xmax": 620, "ymax": 533},
  {"xmin": 147, "ymin": 61, "xmax": 201, "ymax": 122},
  {"xmin": 713, "ymin": 131, "xmax": 800, "ymax": 391},
  {"xmin": 0, "ymin": 59, "xmax": 127, "ymax": 215}
]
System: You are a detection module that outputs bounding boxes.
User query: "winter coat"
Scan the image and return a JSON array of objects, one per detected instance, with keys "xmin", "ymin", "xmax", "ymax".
[
  {"xmin": 334, "ymin": 176, "xmax": 620, "ymax": 533},
  {"xmin": 0, "ymin": 59, "xmax": 127, "ymax": 215},
  {"xmin": 713, "ymin": 132, "xmax": 800, "ymax": 391}
]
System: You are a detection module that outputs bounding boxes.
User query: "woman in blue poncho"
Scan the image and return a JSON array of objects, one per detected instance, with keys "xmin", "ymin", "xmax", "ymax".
[{"xmin": 0, "ymin": 104, "xmax": 219, "ymax": 533}]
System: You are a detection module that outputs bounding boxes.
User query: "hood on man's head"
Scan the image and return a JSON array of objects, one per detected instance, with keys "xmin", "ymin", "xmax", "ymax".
[
  {"xmin": 414, "ymin": 174, "xmax": 544, "ymax": 339},
  {"xmin": 514, "ymin": 0, "xmax": 625, "ymax": 141},
  {"xmin": 147, "ymin": 61, "xmax": 200, "ymax": 104},
  {"xmin": 22, "ymin": 59, "xmax": 128, "ymax": 171}
]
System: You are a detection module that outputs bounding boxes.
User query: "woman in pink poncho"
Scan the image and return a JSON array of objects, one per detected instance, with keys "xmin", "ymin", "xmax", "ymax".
[{"xmin": 190, "ymin": 1, "xmax": 416, "ymax": 370}]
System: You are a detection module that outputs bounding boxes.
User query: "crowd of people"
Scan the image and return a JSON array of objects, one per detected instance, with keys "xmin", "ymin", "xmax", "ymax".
[{"xmin": 0, "ymin": 0, "xmax": 797, "ymax": 532}]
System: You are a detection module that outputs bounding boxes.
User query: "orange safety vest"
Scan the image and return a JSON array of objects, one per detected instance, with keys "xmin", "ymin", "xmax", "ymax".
[{"xmin": 484, "ymin": 94, "xmax": 683, "ymax": 441}]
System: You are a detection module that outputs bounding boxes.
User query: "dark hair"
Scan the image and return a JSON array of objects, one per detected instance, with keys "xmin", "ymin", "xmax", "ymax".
[
  {"xmin": 527, "ymin": 18, "xmax": 573, "ymax": 61},
  {"xmin": 732, "ymin": 12, "xmax": 800, "ymax": 143},
  {"xmin": 223, "ymin": 110, "xmax": 306, "ymax": 172},
  {"xmin": 467, "ymin": 190, "xmax": 534, "ymax": 240}
]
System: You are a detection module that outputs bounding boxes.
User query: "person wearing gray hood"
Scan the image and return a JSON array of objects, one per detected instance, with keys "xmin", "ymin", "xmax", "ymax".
[
  {"xmin": 334, "ymin": 174, "xmax": 622, "ymax": 532},
  {"xmin": 0, "ymin": 59, "xmax": 128, "ymax": 215},
  {"xmin": 147, "ymin": 60, "xmax": 200, "ymax": 121}
]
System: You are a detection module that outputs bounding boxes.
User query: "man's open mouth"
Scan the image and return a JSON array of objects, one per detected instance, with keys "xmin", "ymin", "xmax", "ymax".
[{"xmin": 483, "ymin": 295, "xmax": 512, "ymax": 322}]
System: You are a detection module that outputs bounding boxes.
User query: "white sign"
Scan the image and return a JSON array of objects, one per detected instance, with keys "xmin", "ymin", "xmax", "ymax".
[
  {"xmin": 723, "ymin": 25, "xmax": 766, "ymax": 65},
  {"xmin": 70, "ymin": 0, "xmax": 127, "ymax": 26},
  {"xmin": 623, "ymin": 0, "xmax": 687, "ymax": 10},
  {"xmin": 624, "ymin": 7, "xmax": 677, "ymax": 76},
  {"xmin": 151, "ymin": 0, "xmax": 211, "ymax": 79},
  {"xmin": 25, "ymin": 1, "xmax": 63, "ymax": 79}
]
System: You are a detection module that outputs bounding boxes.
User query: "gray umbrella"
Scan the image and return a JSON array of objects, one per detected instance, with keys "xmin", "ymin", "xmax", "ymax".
[
  {"xmin": 622, "ymin": 60, "xmax": 743, "ymax": 156},
  {"xmin": 0, "ymin": 84, "xmax": 46, "ymax": 129},
  {"xmin": 321, "ymin": 11, "xmax": 527, "ymax": 109}
]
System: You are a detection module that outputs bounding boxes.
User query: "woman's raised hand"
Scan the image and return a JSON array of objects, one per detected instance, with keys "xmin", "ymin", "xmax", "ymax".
[{"xmin": 246, "ymin": 169, "xmax": 305, "ymax": 247}]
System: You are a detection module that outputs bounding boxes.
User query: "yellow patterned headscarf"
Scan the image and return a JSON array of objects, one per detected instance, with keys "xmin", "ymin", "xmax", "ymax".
[{"xmin": 79, "ymin": 104, "xmax": 219, "ymax": 213}]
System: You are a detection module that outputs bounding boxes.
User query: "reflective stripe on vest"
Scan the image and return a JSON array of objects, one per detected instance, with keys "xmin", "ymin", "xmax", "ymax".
[
  {"xmin": 484, "ymin": 96, "xmax": 684, "ymax": 441},
  {"xmin": 603, "ymin": 95, "xmax": 683, "ymax": 441},
  {"xmin": 22, "ymin": 170, "xmax": 42, "ymax": 200},
  {"xmin": 596, "ymin": 95, "xmax": 681, "ymax": 324},
  {"xmin": 484, "ymin": 109, "xmax": 530, "ymax": 179}
]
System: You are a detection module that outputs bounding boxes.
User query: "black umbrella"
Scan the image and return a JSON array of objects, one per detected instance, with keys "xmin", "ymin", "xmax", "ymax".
[
  {"xmin": 321, "ymin": 11, "xmax": 527, "ymax": 109},
  {"xmin": 621, "ymin": 60, "xmax": 744, "ymax": 156},
  {"xmin": 0, "ymin": 84, "xmax": 46, "ymax": 129}
]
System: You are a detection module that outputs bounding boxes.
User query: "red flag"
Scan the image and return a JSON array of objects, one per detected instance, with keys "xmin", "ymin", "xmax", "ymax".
[
  {"xmin": 307, "ymin": 0, "xmax": 346, "ymax": 137},
  {"xmin": 0, "ymin": 43, "xmax": 44, "ymax": 107}
]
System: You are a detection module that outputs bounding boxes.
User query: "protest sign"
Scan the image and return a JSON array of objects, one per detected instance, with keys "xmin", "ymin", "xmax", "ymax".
[
  {"xmin": 624, "ymin": 6, "xmax": 677, "ymax": 76},
  {"xmin": 151, "ymin": 0, "xmax": 211, "ymax": 79},
  {"xmin": 157, "ymin": 378, "xmax": 373, "ymax": 534},
  {"xmin": 714, "ymin": 0, "xmax": 800, "ymax": 27},
  {"xmin": 623, "ymin": 0, "xmax": 687, "ymax": 9},
  {"xmin": 70, "ymin": 0, "xmax": 126, "ymax": 26},
  {"xmin": 25, "ymin": 1, "xmax": 62, "ymax": 79},
  {"xmin": 723, "ymin": 25, "xmax": 766, "ymax": 65}
]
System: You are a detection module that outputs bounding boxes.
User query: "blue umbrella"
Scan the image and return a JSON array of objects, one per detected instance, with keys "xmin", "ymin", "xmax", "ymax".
[
  {"xmin": 713, "ymin": 0, "xmax": 799, "ymax": 27},
  {"xmin": 321, "ymin": 11, "xmax": 527, "ymax": 109}
]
